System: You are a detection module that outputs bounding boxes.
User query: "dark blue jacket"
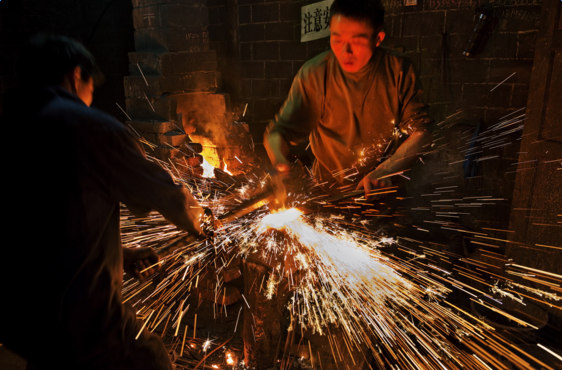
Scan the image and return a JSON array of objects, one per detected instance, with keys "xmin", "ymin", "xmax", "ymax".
[{"xmin": 0, "ymin": 86, "xmax": 199, "ymax": 369}]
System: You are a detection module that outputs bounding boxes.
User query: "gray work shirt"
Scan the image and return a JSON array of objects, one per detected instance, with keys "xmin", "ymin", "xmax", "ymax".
[{"xmin": 267, "ymin": 47, "xmax": 433, "ymax": 186}]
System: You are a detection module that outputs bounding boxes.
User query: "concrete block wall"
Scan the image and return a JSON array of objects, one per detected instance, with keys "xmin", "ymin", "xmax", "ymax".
[
  {"xmin": 132, "ymin": 0, "xmax": 210, "ymax": 52},
  {"xmin": 381, "ymin": 0, "xmax": 541, "ymax": 121},
  {"xmin": 126, "ymin": 0, "xmax": 221, "ymax": 162}
]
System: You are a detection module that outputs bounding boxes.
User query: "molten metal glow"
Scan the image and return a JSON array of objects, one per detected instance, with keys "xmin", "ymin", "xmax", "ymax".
[
  {"xmin": 190, "ymin": 135, "xmax": 220, "ymax": 178},
  {"xmin": 201, "ymin": 156, "xmax": 216, "ymax": 178},
  {"xmin": 260, "ymin": 208, "xmax": 303, "ymax": 230},
  {"xmin": 223, "ymin": 162, "xmax": 233, "ymax": 175}
]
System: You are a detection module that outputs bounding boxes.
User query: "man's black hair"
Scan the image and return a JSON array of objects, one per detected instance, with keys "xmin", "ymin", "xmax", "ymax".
[
  {"xmin": 17, "ymin": 34, "xmax": 104, "ymax": 88},
  {"xmin": 330, "ymin": 0, "xmax": 385, "ymax": 33}
]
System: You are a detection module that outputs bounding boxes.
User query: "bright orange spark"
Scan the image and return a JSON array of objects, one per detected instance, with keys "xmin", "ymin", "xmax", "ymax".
[
  {"xmin": 223, "ymin": 162, "xmax": 233, "ymax": 175},
  {"xmin": 226, "ymin": 352, "xmax": 234, "ymax": 365}
]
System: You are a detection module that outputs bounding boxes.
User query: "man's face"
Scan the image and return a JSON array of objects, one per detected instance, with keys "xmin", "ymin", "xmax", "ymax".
[
  {"xmin": 330, "ymin": 15, "xmax": 384, "ymax": 73},
  {"xmin": 76, "ymin": 77, "xmax": 94, "ymax": 107}
]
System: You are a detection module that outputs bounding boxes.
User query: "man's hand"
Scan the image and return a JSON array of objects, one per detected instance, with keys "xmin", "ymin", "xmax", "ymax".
[
  {"xmin": 264, "ymin": 130, "xmax": 291, "ymax": 211},
  {"xmin": 123, "ymin": 247, "xmax": 160, "ymax": 280},
  {"xmin": 356, "ymin": 168, "xmax": 393, "ymax": 200},
  {"xmin": 269, "ymin": 165, "xmax": 289, "ymax": 211},
  {"xmin": 357, "ymin": 131, "xmax": 432, "ymax": 200},
  {"xmin": 264, "ymin": 131, "xmax": 290, "ymax": 172}
]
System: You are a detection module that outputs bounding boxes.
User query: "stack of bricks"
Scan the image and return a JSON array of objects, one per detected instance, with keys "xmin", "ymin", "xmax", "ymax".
[{"xmin": 126, "ymin": 0, "xmax": 232, "ymax": 162}]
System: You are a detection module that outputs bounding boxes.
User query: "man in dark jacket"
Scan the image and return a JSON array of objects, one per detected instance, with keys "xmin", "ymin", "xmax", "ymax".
[{"xmin": 0, "ymin": 35, "xmax": 202, "ymax": 370}]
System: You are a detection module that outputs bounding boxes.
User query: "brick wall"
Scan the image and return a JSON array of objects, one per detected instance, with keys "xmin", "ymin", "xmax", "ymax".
[
  {"xmin": 382, "ymin": 0, "xmax": 540, "ymax": 123},
  {"xmin": 0, "ymin": 0, "xmax": 135, "ymax": 119},
  {"xmin": 208, "ymin": 0, "xmax": 540, "ymax": 135},
  {"xmin": 209, "ymin": 0, "xmax": 326, "ymax": 133},
  {"xmin": 207, "ymin": 0, "xmax": 542, "ymax": 228},
  {"xmin": 379, "ymin": 0, "xmax": 542, "ymax": 228}
]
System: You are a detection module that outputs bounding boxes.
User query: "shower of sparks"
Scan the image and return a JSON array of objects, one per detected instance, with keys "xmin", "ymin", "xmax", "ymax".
[
  {"xmin": 253, "ymin": 209, "xmax": 468, "ymax": 368},
  {"xmin": 120, "ymin": 189, "xmax": 560, "ymax": 369},
  {"xmin": 218, "ymin": 203, "xmax": 559, "ymax": 369},
  {"xmin": 118, "ymin": 108, "xmax": 560, "ymax": 369}
]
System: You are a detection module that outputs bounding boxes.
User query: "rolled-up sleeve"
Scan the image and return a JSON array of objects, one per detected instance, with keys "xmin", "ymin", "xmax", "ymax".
[
  {"xmin": 266, "ymin": 67, "xmax": 322, "ymax": 146},
  {"xmin": 397, "ymin": 59, "xmax": 434, "ymax": 135}
]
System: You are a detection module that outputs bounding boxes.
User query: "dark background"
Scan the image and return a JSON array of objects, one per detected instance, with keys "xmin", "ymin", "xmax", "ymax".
[
  {"xmin": 0, "ymin": 0, "xmax": 136, "ymax": 119},
  {"xmin": 0, "ymin": 0, "xmax": 543, "ymax": 230}
]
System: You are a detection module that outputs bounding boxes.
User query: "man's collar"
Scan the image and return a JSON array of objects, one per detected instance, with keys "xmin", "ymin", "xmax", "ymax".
[{"xmin": 47, "ymin": 85, "xmax": 87, "ymax": 106}]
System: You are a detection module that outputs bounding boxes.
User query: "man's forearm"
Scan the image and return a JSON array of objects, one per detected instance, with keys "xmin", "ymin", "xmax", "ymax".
[
  {"xmin": 264, "ymin": 131, "xmax": 290, "ymax": 168},
  {"xmin": 376, "ymin": 131, "xmax": 432, "ymax": 175}
]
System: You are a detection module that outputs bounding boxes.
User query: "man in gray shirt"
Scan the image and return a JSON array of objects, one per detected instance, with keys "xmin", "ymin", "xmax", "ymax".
[{"xmin": 265, "ymin": 0, "xmax": 433, "ymax": 199}]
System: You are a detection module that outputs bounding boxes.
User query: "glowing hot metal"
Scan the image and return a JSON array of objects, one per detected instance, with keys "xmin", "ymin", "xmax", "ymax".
[{"xmin": 260, "ymin": 208, "xmax": 303, "ymax": 230}]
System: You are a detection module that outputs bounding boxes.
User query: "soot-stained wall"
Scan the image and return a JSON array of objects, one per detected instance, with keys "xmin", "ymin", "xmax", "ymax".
[{"xmin": 0, "ymin": 0, "xmax": 135, "ymax": 119}]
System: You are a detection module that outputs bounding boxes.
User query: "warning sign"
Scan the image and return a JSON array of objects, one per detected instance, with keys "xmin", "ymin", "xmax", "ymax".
[{"xmin": 301, "ymin": 0, "xmax": 335, "ymax": 42}]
